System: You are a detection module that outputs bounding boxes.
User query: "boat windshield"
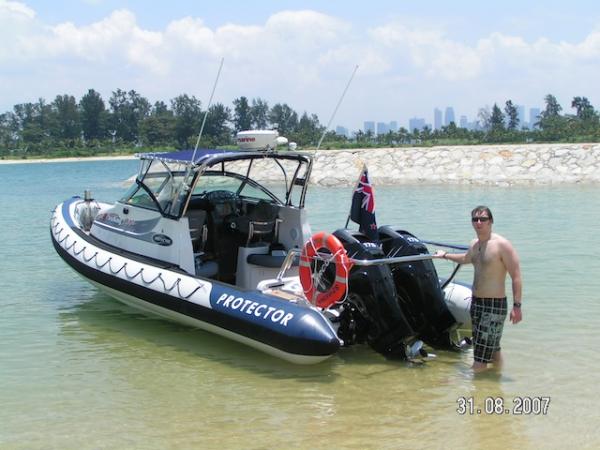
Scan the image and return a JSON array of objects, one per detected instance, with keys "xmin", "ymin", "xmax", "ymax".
[
  {"xmin": 121, "ymin": 151, "xmax": 312, "ymax": 218},
  {"xmin": 120, "ymin": 159, "xmax": 192, "ymax": 217},
  {"xmin": 190, "ymin": 155, "xmax": 310, "ymax": 209}
]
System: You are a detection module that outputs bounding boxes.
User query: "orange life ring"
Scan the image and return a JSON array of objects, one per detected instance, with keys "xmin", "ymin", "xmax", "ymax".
[{"xmin": 299, "ymin": 231, "xmax": 353, "ymax": 309}]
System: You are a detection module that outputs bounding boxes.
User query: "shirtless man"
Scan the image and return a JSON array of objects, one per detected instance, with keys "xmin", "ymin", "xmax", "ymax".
[{"xmin": 435, "ymin": 206, "xmax": 522, "ymax": 373}]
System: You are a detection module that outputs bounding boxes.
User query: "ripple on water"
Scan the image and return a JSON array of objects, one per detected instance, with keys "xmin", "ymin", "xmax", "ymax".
[{"xmin": 1, "ymin": 162, "xmax": 599, "ymax": 448}]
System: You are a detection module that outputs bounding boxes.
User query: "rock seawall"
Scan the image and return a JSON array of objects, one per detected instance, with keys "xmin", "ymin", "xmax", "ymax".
[{"xmin": 306, "ymin": 143, "xmax": 600, "ymax": 186}]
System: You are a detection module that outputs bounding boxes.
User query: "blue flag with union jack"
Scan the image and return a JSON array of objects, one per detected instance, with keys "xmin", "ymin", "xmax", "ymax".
[{"xmin": 350, "ymin": 166, "xmax": 378, "ymax": 242}]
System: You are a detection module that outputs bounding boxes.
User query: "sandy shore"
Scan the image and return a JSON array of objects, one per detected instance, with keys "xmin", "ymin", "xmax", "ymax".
[{"xmin": 0, "ymin": 155, "xmax": 136, "ymax": 165}]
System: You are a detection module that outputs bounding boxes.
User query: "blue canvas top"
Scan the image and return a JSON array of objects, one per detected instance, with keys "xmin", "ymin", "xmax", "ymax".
[
  {"xmin": 138, "ymin": 149, "xmax": 239, "ymax": 166},
  {"xmin": 137, "ymin": 148, "xmax": 311, "ymax": 167}
]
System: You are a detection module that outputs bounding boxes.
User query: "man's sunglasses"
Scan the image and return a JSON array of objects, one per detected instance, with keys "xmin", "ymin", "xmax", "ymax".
[{"xmin": 471, "ymin": 217, "xmax": 490, "ymax": 223}]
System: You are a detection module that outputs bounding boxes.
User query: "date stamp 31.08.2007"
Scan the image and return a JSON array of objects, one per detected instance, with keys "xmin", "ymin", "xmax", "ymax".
[{"xmin": 456, "ymin": 396, "xmax": 550, "ymax": 415}]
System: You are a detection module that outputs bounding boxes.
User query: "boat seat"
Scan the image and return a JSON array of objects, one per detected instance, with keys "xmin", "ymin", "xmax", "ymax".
[
  {"xmin": 234, "ymin": 200, "xmax": 281, "ymax": 246},
  {"xmin": 186, "ymin": 209, "xmax": 208, "ymax": 252}
]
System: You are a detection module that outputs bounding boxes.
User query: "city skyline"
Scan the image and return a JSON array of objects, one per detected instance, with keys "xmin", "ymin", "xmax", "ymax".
[
  {"xmin": 3, "ymin": 1, "xmax": 600, "ymax": 131},
  {"xmin": 346, "ymin": 103, "xmax": 543, "ymax": 136}
]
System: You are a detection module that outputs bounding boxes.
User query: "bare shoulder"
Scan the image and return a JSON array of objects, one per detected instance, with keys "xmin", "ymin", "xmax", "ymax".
[
  {"xmin": 493, "ymin": 233, "xmax": 519, "ymax": 258},
  {"xmin": 467, "ymin": 238, "xmax": 478, "ymax": 251},
  {"xmin": 492, "ymin": 233, "xmax": 512, "ymax": 247}
]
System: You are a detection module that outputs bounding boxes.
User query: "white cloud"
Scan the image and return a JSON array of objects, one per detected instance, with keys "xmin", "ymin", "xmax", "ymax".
[
  {"xmin": 46, "ymin": 10, "xmax": 138, "ymax": 60},
  {"xmin": 165, "ymin": 17, "xmax": 218, "ymax": 55},
  {"xmin": 265, "ymin": 10, "xmax": 349, "ymax": 44},
  {"xmin": 370, "ymin": 24, "xmax": 483, "ymax": 80},
  {"xmin": 0, "ymin": 1, "xmax": 37, "ymax": 59},
  {"xmin": 4, "ymin": 4, "xmax": 600, "ymax": 129},
  {"xmin": 0, "ymin": 0, "xmax": 34, "ymax": 19},
  {"xmin": 318, "ymin": 46, "xmax": 390, "ymax": 75}
]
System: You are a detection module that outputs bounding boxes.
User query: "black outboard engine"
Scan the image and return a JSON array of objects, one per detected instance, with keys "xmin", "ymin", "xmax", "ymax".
[
  {"xmin": 377, "ymin": 226, "xmax": 457, "ymax": 348},
  {"xmin": 331, "ymin": 229, "xmax": 421, "ymax": 359}
]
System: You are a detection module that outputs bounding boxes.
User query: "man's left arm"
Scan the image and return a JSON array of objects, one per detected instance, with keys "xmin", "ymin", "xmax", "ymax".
[{"xmin": 502, "ymin": 240, "xmax": 522, "ymax": 324}]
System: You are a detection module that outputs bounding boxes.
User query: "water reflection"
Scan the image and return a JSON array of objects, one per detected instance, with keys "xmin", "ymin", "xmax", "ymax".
[
  {"xmin": 4, "ymin": 159, "xmax": 600, "ymax": 448},
  {"xmin": 58, "ymin": 291, "xmax": 342, "ymax": 380}
]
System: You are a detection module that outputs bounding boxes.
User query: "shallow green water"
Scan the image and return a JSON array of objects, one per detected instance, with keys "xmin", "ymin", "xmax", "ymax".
[{"xmin": 1, "ymin": 160, "xmax": 599, "ymax": 449}]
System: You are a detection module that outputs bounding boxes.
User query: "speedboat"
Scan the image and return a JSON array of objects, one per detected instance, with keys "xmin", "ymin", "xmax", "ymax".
[{"xmin": 51, "ymin": 131, "xmax": 472, "ymax": 364}]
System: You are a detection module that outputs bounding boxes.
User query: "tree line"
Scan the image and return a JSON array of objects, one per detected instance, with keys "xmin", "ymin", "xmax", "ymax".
[
  {"xmin": 0, "ymin": 89, "xmax": 324, "ymax": 158},
  {"xmin": 1, "ymin": 90, "xmax": 599, "ymax": 158}
]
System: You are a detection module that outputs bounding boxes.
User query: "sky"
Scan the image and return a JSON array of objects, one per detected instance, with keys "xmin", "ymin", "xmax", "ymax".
[{"xmin": 3, "ymin": 0, "xmax": 600, "ymax": 131}]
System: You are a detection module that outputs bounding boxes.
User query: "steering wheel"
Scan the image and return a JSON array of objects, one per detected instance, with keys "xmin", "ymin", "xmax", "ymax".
[
  {"xmin": 206, "ymin": 190, "xmax": 240, "ymax": 223},
  {"xmin": 206, "ymin": 190, "xmax": 238, "ymax": 204}
]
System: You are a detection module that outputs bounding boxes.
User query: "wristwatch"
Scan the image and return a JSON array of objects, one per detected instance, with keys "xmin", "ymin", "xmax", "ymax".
[{"xmin": 513, "ymin": 302, "xmax": 522, "ymax": 308}]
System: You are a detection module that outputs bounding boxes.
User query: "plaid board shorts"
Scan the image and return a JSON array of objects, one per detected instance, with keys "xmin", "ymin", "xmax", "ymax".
[{"xmin": 470, "ymin": 296, "xmax": 508, "ymax": 363}]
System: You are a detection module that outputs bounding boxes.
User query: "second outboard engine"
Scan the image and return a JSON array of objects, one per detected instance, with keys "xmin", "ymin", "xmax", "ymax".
[
  {"xmin": 331, "ymin": 229, "xmax": 422, "ymax": 359},
  {"xmin": 378, "ymin": 226, "xmax": 458, "ymax": 348}
]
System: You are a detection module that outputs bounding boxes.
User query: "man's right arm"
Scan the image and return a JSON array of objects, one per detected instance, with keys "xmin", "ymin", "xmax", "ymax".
[{"xmin": 435, "ymin": 241, "xmax": 474, "ymax": 264}]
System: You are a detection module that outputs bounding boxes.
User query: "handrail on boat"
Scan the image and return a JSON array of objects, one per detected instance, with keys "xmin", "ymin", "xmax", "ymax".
[
  {"xmin": 275, "ymin": 240, "xmax": 468, "ymax": 283},
  {"xmin": 420, "ymin": 240, "xmax": 469, "ymax": 251}
]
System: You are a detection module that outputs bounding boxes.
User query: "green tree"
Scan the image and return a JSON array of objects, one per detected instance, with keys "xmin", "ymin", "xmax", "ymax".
[
  {"xmin": 410, "ymin": 127, "xmax": 421, "ymax": 142},
  {"xmin": 171, "ymin": 94, "xmax": 202, "ymax": 148},
  {"xmin": 353, "ymin": 129, "xmax": 365, "ymax": 144},
  {"xmin": 477, "ymin": 106, "xmax": 492, "ymax": 131},
  {"xmin": 0, "ymin": 113, "xmax": 16, "ymax": 152},
  {"xmin": 292, "ymin": 112, "xmax": 322, "ymax": 146},
  {"xmin": 232, "ymin": 96, "xmax": 252, "ymax": 132},
  {"xmin": 571, "ymin": 96, "xmax": 596, "ymax": 121},
  {"xmin": 268, "ymin": 103, "xmax": 298, "ymax": 136},
  {"xmin": 541, "ymin": 94, "xmax": 562, "ymax": 118},
  {"xmin": 397, "ymin": 127, "xmax": 409, "ymax": 144},
  {"xmin": 538, "ymin": 94, "xmax": 567, "ymax": 140},
  {"xmin": 13, "ymin": 101, "xmax": 49, "ymax": 147},
  {"xmin": 504, "ymin": 100, "xmax": 519, "ymax": 130},
  {"xmin": 79, "ymin": 89, "xmax": 107, "ymax": 142},
  {"xmin": 203, "ymin": 103, "xmax": 232, "ymax": 145},
  {"xmin": 490, "ymin": 103, "xmax": 505, "ymax": 132},
  {"xmin": 52, "ymin": 94, "xmax": 81, "ymax": 141},
  {"xmin": 153, "ymin": 100, "xmax": 170, "ymax": 116},
  {"xmin": 571, "ymin": 96, "xmax": 599, "ymax": 136},
  {"xmin": 139, "ymin": 102, "xmax": 175, "ymax": 146},
  {"xmin": 442, "ymin": 122, "xmax": 459, "ymax": 138},
  {"xmin": 108, "ymin": 89, "xmax": 151, "ymax": 143},
  {"xmin": 250, "ymin": 98, "xmax": 270, "ymax": 129},
  {"xmin": 420, "ymin": 126, "xmax": 432, "ymax": 142}
]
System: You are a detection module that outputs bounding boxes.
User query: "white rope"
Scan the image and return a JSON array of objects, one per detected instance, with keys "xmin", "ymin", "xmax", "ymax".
[{"xmin": 52, "ymin": 213, "xmax": 207, "ymax": 299}]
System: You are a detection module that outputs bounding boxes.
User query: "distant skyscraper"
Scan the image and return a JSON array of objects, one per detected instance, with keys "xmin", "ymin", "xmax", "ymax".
[
  {"xmin": 389, "ymin": 121, "xmax": 398, "ymax": 132},
  {"xmin": 408, "ymin": 117, "xmax": 426, "ymax": 132},
  {"xmin": 529, "ymin": 108, "xmax": 541, "ymax": 129},
  {"xmin": 444, "ymin": 107, "xmax": 455, "ymax": 126},
  {"xmin": 364, "ymin": 121, "xmax": 375, "ymax": 134},
  {"xmin": 377, "ymin": 122, "xmax": 388, "ymax": 135},
  {"xmin": 335, "ymin": 126, "xmax": 348, "ymax": 137},
  {"xmin": 434, "ymin": 108, "xmax": 443, "ymax": 130},
  {"xmin": 459, "ymin": 115, "xmax": 468, "ymax": 128},
  {"xmin": 516, "ymin": 105, "xmax": 525, "ymax": 129}
]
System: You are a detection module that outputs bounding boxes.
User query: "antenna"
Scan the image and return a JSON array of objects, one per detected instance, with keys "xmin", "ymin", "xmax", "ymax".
[
  {"xmin": 192, "ymin": 57, "xmax": 225, "ymax": 162},
  {"xmin": 315, "ymin": 64, "xmax": 359, "ymax": 151}
]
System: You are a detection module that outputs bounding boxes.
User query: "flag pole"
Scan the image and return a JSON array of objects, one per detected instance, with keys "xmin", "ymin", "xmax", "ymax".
[{"xmin": 344, "ymin": 162, "xmax": 367, "ymax": 228}]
